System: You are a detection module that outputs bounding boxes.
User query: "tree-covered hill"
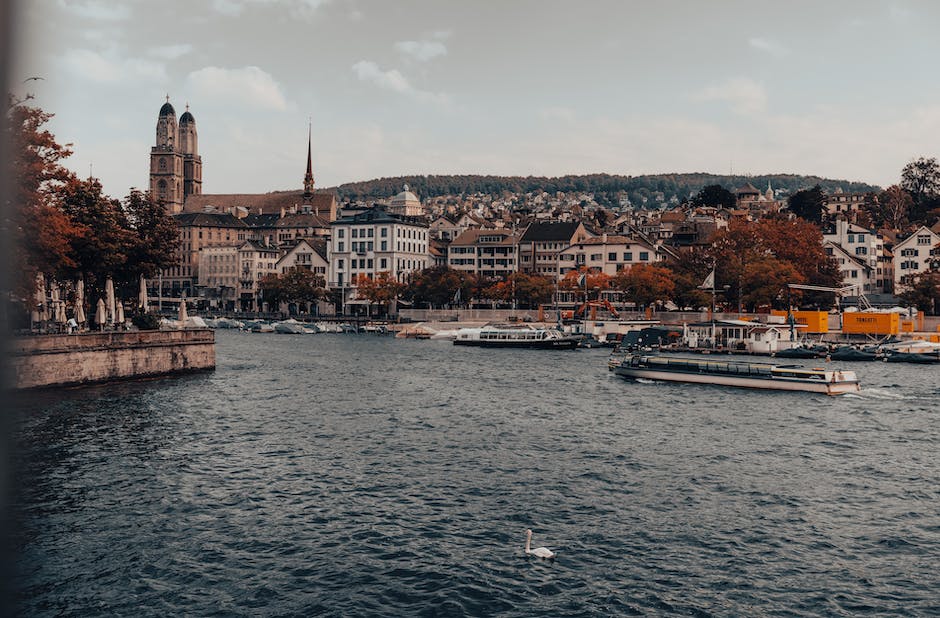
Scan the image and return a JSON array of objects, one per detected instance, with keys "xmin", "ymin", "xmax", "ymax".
[{"xmin": 330, "ymin": 173, "xmax": 880, "ymax": 206}]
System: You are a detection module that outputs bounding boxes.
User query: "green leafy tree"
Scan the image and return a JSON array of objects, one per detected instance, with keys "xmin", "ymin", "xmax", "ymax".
[
  {"xmin": 691, "ymin": 184, "xmax": 736, "ymax": 209},
  {"xmin": 787, "ymin": 185, "xmax": 826, "ymax": 224},
  {"xmin": 900, "ymin": 156, "xmax": 940, "ymax": 222},
  {"xmin": 898, "ymin": 272, "xmax": 940, "ymax": 314},
  {"xmin": 58, "ymin": 177, "xmax": 135, "ymax": 301},
  {"xmin": 260, "ymin": 267, "xmax": 325, "ymax": 311},
  {"xmin": 870, "ymin": 185, "xmax": 913, "ymax": 230},
  {"xmin": 664, "ymin": 248, "xmax": 713, "ymax": 310},
  {"xmin": 402, "ymin": 266, "xmax": 464, "ymax": 307},
  {"xmin": 123, "ymin": 189, "xmax": 179, "ymax": 280}
]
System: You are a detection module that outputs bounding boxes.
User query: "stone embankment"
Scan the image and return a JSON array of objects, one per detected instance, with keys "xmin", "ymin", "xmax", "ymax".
[{"xmin": 9, "ymin": 329, "xmax": 215, "ymax": 390}]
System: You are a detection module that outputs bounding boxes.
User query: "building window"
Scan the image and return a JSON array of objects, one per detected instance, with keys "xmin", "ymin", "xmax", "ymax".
[
  {"xmin": 623, "ymin": 252, "xmax": 633, "ymax": 261},
  {"xmin": 381, "ymin": 227, "xmax": 388, "ymax": 237},
  {"xmin": 608, "ymin": 253, "xmax": 616, "ymax": 261},
  {"xmin": 639, "ymin": 251, "xmax": 649, "ymax": 261},
  {"xmin": 338, "ymin": 229, "xmax": 345, "ymax": 238}
]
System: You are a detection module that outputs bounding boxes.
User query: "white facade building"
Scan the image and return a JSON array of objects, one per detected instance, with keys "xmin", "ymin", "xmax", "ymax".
[
  {"xmin": 447, "ymin": 228, "xmax": 520, "ymax": 279},
  {"xmin": 823, "ymin": 219, "xmax": 890, "ymax": 294},
  {"xmin": 894, "ymin": 226, "xmax": 940, "ymax": 292},
  {"xmin": 328, "ymin": 207, "xmax": 430, "ymax": 292},
  {"xmin": 557, "ymin": 234, "xmax": 662, "ymax": 278}
]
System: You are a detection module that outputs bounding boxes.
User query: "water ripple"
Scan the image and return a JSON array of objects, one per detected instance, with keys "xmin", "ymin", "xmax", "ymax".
[{"xmin": 11, "ymin": 333, "xmax": 940, "ymax": 616}]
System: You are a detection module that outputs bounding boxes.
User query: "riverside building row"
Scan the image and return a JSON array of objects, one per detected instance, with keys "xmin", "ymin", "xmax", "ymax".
[{"xmin": 150, "ymin": 99, "xmax": 939, "ymax": 312}]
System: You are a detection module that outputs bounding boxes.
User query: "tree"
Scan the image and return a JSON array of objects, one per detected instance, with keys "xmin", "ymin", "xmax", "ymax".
[
  {"xmin": 900, "ymin": 157, "xmax": 940, "ymax": 224},
  {"xmin": 508, "ymin": 272, "xmax": 554, "ymax": 307},
  {"xmin": 259, "ymin": 267, "xmax": 325, "ymax": 312},
  {"xmin": 613, "ymin": 264, "xmax": 675, "ymax": 309},
  {"xmin": 58, "ymin": 177, "xmax": 135, "ymax": 298},
  {"xmin": 354, "ymin": 272, "xmax": 405, "ymax": 314},
  {"xmin": 560, "ymin": 267, "xmax": 611, "ymax": 301},
  {"xmin": 871, "ymin": 185, "xmax": 913, "ymax": 230},
  {"xmin": 741, "ymin": 257, "xmax": 803, "ymax": 311},
  {"xmin": 691, "ymin": 184, "xmax": 736, "ymax": 210},
  {"xmin": 402, "ymin": 266, "xmax": 464, "ymax": 307},
  {"xmin": 787, "ymin": 185, "xmax": 826, "ymax": 223},
  {"xmin": 898, "ymin": 272, "xmax": 940, "ymax": 314},
  {"xmin": 664, "ymin": 248, "xmax": 713, "ymax": 310},
  {"xmin": 123, "ymin": 189, "xmax": 179, "ymax": 280},
  {"xmin": 5, "ymin": 98, "xmax": 84, "ymax": 298}
]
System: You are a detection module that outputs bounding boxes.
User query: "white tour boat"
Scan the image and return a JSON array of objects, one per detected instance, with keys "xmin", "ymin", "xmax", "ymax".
[
  {"xmin": 453, "ymin": 324, "xmax": 582, "ymax": 349},
  {"xmin": 609, "ymin": 354, "xmax": 860, "ymax": 395}
]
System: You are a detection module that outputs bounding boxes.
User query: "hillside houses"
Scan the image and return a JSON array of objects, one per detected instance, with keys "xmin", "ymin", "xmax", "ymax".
[{"xmin": 160, "ymin": 179, "xmax": 932, "ymax": 314}]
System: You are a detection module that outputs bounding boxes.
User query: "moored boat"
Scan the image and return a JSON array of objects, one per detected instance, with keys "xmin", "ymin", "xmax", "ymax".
[
  {"xmin": 885, "ymin": 351, "xmax": 940, "ymax": 364},
  {"xmin": 828, "ymin": 345, "xmax": 883, "ymax": 361},
  {"xmin": 773, "ymin": 345, "xmax": 828, "ymax": 359},
  {"xmin": 453, "ymin": 324, "xmax": 582, "ymax": 349},
  {"xmin": 609, "ymin": 354, "xmax": 860, "ymax": 395}
]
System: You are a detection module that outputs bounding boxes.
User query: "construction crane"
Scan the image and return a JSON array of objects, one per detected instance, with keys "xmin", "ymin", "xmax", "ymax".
[
  {"xmin": 573, "ymin": 299, "xmax": 620, "ymax": 320},
  {"xmin": 786, "ymin": 283, "xmax": 870, "ymax": 310}
]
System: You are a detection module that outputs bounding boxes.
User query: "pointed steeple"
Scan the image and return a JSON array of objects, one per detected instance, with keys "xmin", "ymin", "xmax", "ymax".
[{"xmin": 303, "ymin": 122, "xmax": 314, "ymax": 197}]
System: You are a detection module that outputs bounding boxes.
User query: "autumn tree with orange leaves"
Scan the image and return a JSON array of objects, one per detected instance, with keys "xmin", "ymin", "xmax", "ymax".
[
  {"xmin": 612, "ymin": 264, "xmax": 675, "ymax": 309},
  {"xmin": 5, "ymin": 97, "xmax": 84, "ymax": 298}
]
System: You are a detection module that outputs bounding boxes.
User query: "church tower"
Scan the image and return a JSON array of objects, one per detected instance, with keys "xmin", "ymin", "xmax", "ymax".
[
  {"xmin": 179, "ymin": 104, "xmax": 203, "ymax": 200},
  {"xmin": 150, "ymin": 97, "xmax": 185, "ymax": 213}
]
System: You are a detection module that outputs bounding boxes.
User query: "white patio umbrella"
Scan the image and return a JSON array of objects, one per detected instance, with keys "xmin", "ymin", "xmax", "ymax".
[
  {"xmin": 35, "ymin": 273, "xmax": 47, "ymax": 323},
  {"xmin": 74, "ymin": 279, "xmax": 86, "ymax": 326},
  {"xmin": 51, "ymin": 286, "xmax": 66, "ymax": 325},
  {"xmin": 95, "ymin": 298, "xmax": 107, "ymax": 330},
  {"xmin": 178, "ymin": 298, "xmax": 188, "ymax": 323},
  {"xmin": 105, "ymin": 278, "xmax": 116, "ymax": 324},
  {"xmin": 115, "ymin": 302, "xmax": 125, "ymax": 328},
  {"xmin": 139, "ymin": 275, "xmax": 149, "ymax": 312}
]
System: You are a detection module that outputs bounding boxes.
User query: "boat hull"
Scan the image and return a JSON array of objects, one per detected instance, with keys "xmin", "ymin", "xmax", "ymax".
[{"xmin": 612, "ymin": 366, "xmax": 859, "ymax": 395}]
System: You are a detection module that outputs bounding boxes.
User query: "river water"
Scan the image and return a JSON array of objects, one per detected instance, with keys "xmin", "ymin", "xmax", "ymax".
[{"xmin": 11, "ymin": 331, "xmax": 940, "ymax": 616}]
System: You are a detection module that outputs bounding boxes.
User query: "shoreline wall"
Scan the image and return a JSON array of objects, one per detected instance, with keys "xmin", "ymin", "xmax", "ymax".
[{"xmin": 9, "ymin": 329, "xmax": 216, "ymax": 390}]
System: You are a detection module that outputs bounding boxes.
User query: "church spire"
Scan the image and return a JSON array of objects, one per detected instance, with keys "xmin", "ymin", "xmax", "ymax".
[{"xmin": 303, "ymin": 122, "xmax": 314, "ymax": 197}]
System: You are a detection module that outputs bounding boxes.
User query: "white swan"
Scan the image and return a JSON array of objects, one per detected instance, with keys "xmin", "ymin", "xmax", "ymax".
[{"xmin": 525, "ymin": 529, "xmax": 556, "ymax": 559}]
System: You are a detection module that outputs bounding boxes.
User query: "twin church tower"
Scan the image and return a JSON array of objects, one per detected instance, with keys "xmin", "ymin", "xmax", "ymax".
[{"xmin": 149, "ymin": 97, "xmax": 202, "ymax": 213}]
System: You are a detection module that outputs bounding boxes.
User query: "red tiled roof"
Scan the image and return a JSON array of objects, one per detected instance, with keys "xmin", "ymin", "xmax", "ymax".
[{"xmin": 183, "ymin": 190, "xmax": 335, "ymax": 214}]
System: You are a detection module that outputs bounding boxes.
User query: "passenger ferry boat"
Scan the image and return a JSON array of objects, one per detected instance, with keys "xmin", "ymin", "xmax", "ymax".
[
  {"xmin": 608, "ymin": 354, "xmax": 860, "ymax": 395},
  {"xmin": 453, "ymin": 324, "xmax": 582, "ymax": 349}
]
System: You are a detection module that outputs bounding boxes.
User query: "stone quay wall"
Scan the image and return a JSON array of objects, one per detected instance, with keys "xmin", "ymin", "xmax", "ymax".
[{"xmin": 9, "ymin": 329, "xmax": 216, "ymax": 390}]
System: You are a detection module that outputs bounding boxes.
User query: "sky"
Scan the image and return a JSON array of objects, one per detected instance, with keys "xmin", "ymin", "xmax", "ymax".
[{"xmin": 11, "ymin": 0, "xmax": 940, "ymax": 198}]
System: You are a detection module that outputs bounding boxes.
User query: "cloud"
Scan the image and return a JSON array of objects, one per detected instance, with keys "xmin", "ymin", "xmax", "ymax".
[
  {"xmin": 693, "ymin": 77, "xmax": 767, "ymax": 115},
  {"xmin": 149, "ymin": 44, "xmax": 194, "ymax": 60},
  {"xmin": 210, "ymin": 0, "xmax": 329, "ymax": 18},
  {"xmin": 59, "ymin": 48, "xmax": 167, "ymax": 83},
  {"xmin": 394, "ymin": 40, "xmax": 448, "ymax": 62},
  {"xmin": 57, "ymin": 0, "xmax": 131, "ymax": 21},
  {"xmin": 538, "ymin": 107, "xmax": 576, "ymax": 123},
  {"xmin": 748, "ymin": 37, "xmax": 789, "ymax": 58},
  {"xmin": 186, "ymin": 66, "xmax": 290, "ymax": 110},
  {"xmin": 352, "ymin": 60, "xmax": 449, "ymax": 104}
]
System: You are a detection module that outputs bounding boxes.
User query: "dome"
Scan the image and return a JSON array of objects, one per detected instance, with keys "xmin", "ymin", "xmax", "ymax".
[
  {"xmin": 159, "ymin": 101, "xmax": 176, "ymax": 117},
  {"xmin": 179, "ymin": 110, "xmax": 195, "ymax": 124},
  {"xmin": 392, "ymin": 183, "xmax": 419, "ymax": 203},
  {"xmin": 394, "ymin": 189, "xmax": 419, "ymax": 203}
]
